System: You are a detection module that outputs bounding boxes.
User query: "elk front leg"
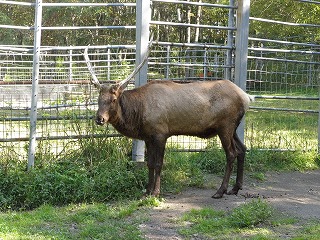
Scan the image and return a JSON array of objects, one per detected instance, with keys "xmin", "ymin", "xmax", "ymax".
[
  {"xmin": 145, "ymin": 135, "xmax": 166, "ymax": 197},
  {"xmin": 145, "ymin": 166, "xmax": 155, "ymax": 195}
]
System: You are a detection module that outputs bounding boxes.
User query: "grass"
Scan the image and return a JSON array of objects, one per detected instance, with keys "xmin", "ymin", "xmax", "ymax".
[
  {"xmin": 0, "ymin": 199, "xmax": 159, "ymax": 240},
  {"xmin": 245, "ymin": 91, "xmax": 318, "ymax": 151},
  {"xmin": 293, "ymin": 222, "xmax": 320, "ymax": 240},
  {"xmin": 178, "ymin": 199, "xmax": 316, "ymax": 240},
  {"xmin": 179, "ymin": 199, "xmax": 274, "ymax": 238},
  {"xmin": 0, "ymin": 195, "xmax": 318, "ymax": 240},
  {"xmin": 0, "ymin": 135, "xmax": 318, "ymax": 211}
]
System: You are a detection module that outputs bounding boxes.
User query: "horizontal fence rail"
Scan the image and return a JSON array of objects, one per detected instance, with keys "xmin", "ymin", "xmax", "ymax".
[
  {"xmin": 0, "ymin": 1, "xmax": 136, "ymax": 7},
  {"xmin": 250, "ymin": 17, "xmax": 320, "ymax": 28},
  {"xmin": 151, "ymin": 0, "xmax": 237, "ymax": 9}
]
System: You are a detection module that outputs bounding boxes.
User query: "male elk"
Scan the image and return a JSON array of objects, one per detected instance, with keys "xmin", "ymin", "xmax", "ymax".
[{"xmin": 84, "ymin": 48, "xmax": 252, "ymax": 199}]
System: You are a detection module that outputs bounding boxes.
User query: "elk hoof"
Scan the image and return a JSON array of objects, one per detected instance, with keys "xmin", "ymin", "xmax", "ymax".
[
  {"xmin": 151, "ymin": 190, "xmax": 160, "ymax": 197},
  {"xmin": 227, "ymin": 186, "xmax": 242, "ymax": 195},
  {"xmin": 212, "ymin": 190, "xmax": 226, "ymax": 199},
  {"xmin": 227, "ymin": 189, "xmax": 238, "ymax": 195}
]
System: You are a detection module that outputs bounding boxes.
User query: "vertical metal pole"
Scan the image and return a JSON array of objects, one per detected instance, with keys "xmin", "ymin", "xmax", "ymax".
[
  {"xmin": 107, "ymin": 48, "xmax": 111, "ymax": 82},
  {"xmin": 318, "ymin": 83, "xmax": 320, "ymax": 153},
  {"xmin": 204, "ymin": 49, "xmax": 207, "ymax": 78},
  {"xmin": 234, "ymin": 0, "xmax": 250, "ymax": 142},
  {"xmin": 69, "ymin": 49, "xmax": 73, "ymax": 81},
  {"xmin": 28, "ymin": 0, "xmax": 43, "ymax": 169},
  {"xmin": 225, "ymin": 0, "xmax": 235, "ymax": 80},
  {"xmin": 132, "ymin": 0, "xmax": 151, "ymax": 162},
  {"xmin": 166, "ymin": 46, "xmax": 170, "ymax": 80}
]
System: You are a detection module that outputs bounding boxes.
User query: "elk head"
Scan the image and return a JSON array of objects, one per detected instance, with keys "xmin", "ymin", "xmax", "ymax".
[
  {"xmin": 95, "ymin": 84, "xmax": 123, "ymax": 125},
  {"xmin": 84, "ymin": 34, "xmax": 153, "ymax": 126}
]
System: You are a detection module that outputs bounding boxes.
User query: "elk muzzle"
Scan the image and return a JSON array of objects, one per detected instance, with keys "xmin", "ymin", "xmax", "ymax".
[{"xmin": 95, "ymin": 114, "xmax": 108, "ymax": 125}]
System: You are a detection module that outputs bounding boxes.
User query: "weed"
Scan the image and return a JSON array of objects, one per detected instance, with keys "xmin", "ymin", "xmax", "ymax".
[
  {"xmin": 228, "ymin": 199, "xmax": 273, "ymax": 228},
  {"xmin": 138, "ymin": 196, "xmax": 163, "ymax": 208},
  {"xmin": 179, "ymin": 200, "xmax": 278, "ymax": 239}
]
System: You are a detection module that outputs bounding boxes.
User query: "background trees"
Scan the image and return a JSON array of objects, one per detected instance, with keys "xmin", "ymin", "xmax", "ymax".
[{"xmin": 0, "ymin": 0, "xmax": 319, "ymax": 46}]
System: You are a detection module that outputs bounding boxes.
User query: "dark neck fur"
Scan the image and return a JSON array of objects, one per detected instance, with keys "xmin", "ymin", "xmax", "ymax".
[{"xmin": 110, "ymin": 90, "xmax": 144, "ymax": 139}]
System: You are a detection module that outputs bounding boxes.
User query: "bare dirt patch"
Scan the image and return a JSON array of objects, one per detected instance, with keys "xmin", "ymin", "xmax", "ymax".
[{"xmin": 139, "ymin": 170, "xmax": 320, "ymax": 239}]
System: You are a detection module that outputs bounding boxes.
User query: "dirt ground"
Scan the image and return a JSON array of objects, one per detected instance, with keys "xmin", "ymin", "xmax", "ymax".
[{"xmin": 139, "ymin": 170, "xmax": 320, "ymax": 239}]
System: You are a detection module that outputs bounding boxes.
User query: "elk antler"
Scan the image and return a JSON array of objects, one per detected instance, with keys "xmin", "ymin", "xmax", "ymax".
[
  {"xmin": 84, "ymin": 33, "xmax": 153, "ymax": 90},
  {"xmin": 84, "ymin": 47, "xmax": 101, "ymax": 89},
  {"xmin": 118, "ymin": 32, "xmax": 154, "ymax": 89}
]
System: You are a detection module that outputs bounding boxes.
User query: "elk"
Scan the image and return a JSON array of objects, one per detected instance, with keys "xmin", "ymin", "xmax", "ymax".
[{"xmin": 84, "ymin": 47, "xmax": 252, "ymax": 199}]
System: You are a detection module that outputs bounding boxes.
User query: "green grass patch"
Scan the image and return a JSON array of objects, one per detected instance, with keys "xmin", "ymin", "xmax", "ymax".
[
  {"xmin": 0, "ymin": 199, "xmax": 161, "ymax": 240},
  {"xmin": 293, "ymin": 222, "xmax": 320, "ymax": 240},
  {"xmin": 162, "ymin": 151, "xmax": 204, "ymax": 193},
  {"xmin": 246, "ymin": 110, "xmax": 317, "ymax": 151},
  {"xmin": 179, "ymin": 199, "xmax": 297, "ymax": 239}
]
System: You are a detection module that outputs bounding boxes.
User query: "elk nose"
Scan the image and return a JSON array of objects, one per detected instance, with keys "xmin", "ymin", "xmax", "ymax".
[{"xmin": 95, "ymin": 116, "xmax": 105, "ymax": 125}]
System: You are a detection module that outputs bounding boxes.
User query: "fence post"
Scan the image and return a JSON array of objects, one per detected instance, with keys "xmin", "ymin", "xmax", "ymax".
[
  {"xmin": 132, "ymin": 0, "xmax": 151, "ymax": 162},
  {"xmin": 234, "ymin": 0, "xmax": 250, "ymax": 142},
  {"xmin": 225, "ymin": 0, "xmax": 235, "ymax": 80},
  {"xmin": 318, "ymin": 87, "xmax": 320, "ymax": 153},
  {"xmin": 166, "ymin": 46, "xmax": 170, "ymax": 79},
  {"xmin": 69, "ymin": 49, "xmax": 73, "ymax": 81},
  {"xmin": 107, "ymin": 48, "xmax": 111, "ymax": 81},
  {"xmin": 28, "ymin": 0, "xmax": 43, "ymax": 169}
]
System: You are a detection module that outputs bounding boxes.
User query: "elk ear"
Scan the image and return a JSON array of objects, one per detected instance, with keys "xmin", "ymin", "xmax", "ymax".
[
  {"xmin": 116, "ymin": 83, "xmax": 127, "ymax": 92},
  {"xmin": 110, "ymin": 84, "xmax": 123, "ymax": 97}
]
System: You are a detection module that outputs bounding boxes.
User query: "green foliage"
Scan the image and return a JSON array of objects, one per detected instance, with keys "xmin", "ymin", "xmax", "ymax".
[
  {"xmin": 0, "ymin": 136, "xmax": 204, "ymax": 211},
  {"xmin": 162, "ymin": 151, "xmax": 204, "ymax": 193},
  {"xmin": 245, "ymin": 149, "xmax": 319, "ymax": 174},
  {"xmin": 0, "ymin": 137, "xmax": 147, "ymax": 211},
  {"xmin": 1, "ymin": 0, "xmax": 319, "ymax": 45},
  {"xmin": 250, "ymin": 0, "xmax": 320, "ymax": 42},
  {"xmin": 138, "ymin": 196, "xmax": 163, "ymax": 208},
  {"xmin": 0, "ymin": 202, "xmax": 146, "ymax": 240},
  {"xmin": 189, "ymin": 147, "xmax": 226, "ymax": 174},
  {"xmin": 180, "ymin": 199, "xmax": 275, "ymax": 239},
  {"xmin": 0, "ymin": 129, "xmax": 319, "ymax": 211},
  {"xmin": 228, "ymin": 199, "xmax": 273, "ymax": 228},
  {"xmin": 293, "ymin": 222, "xmax": 320, "ymax": 240}
]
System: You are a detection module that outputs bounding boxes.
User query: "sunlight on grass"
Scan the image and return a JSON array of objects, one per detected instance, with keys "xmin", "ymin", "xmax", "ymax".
[
  {"xmin": 246, "ymin": 110, "xmax": 317, "ymax": 151},
  {"xmin": 179, "ymin": 199, "xmax": 289, "ymax": 239},
  {"xmin": 293, "ymin": 222, "xmax": 320, "ymax": 240},
  {"xmin": 0, "ymin": 202, "xmax": 149, "ymax": 240}
]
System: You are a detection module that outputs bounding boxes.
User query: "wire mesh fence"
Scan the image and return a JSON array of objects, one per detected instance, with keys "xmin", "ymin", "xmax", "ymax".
[
  {"xmin": 0, "ymin": 42, "xmax": 319, "ymax": 159},
  {"xmin": 0, "ymin": 0, "xmax": 319, "ymax": 167},
  {"xmin": 0, "ymin": 45, "xmax": 231, "ymax": 158},
  {"xmin": 246, "ymin": 36, "xmax": 320, "ymax": 152}
]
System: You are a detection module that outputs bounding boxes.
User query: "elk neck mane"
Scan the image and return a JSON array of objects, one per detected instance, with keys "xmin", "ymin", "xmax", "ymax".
[{"xmin": 113, "ymin": 88, "xmax": 144, "ymax": 139}]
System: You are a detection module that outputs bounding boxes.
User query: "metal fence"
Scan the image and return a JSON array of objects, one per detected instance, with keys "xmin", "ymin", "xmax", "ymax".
[
  {"xmin": 246, "ymin": 10, "xmax": 320, "ymax": 151},
  {"xmin": 0, "ymin": 0, "xmax": 319, "ymax": 168}
]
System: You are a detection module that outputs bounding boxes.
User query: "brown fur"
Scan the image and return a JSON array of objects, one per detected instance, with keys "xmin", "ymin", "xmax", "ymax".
[{"xmin": 95, "ymin": 80, "xmax": 252, "ymax": 198}]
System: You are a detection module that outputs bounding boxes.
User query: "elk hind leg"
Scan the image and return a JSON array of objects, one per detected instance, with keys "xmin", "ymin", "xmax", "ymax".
[
  {"xmin": 227, "ymin": 132, "xmax": 246, "ymax": 195},
  {"xmin": 212, "ymin": 132, "xmax": 237, "ymax": 199}
]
